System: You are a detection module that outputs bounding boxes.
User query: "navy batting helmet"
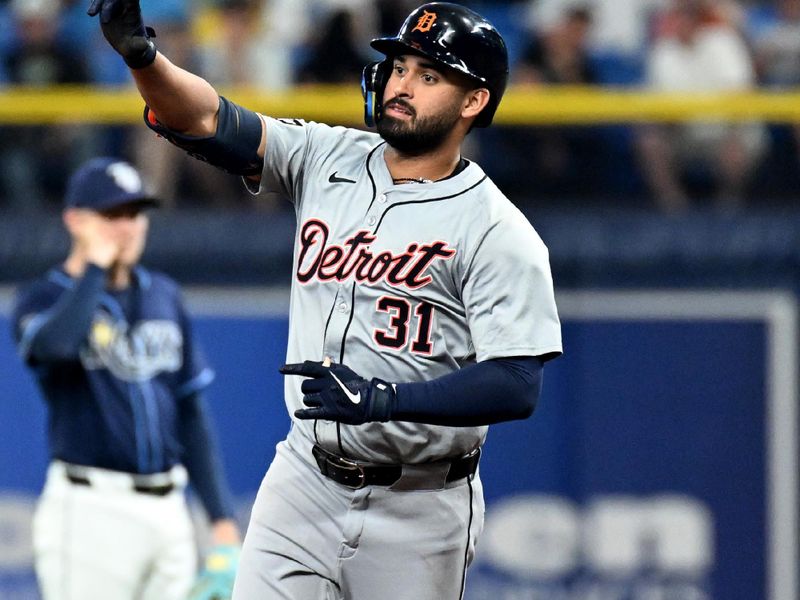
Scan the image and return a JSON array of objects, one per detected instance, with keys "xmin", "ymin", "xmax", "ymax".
[{"xmin": 361, "ymin": 2, "xmax": 509, "ymax": 128}]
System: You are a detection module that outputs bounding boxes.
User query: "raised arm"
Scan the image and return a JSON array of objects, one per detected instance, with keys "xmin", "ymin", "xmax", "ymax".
[
  {"xmin": 88, "ymin": 0, "xmax": 266, "ymax": 169},
  {"xmin": 131, "ymin": 54, "xmax": 220, "ymax": 138}
]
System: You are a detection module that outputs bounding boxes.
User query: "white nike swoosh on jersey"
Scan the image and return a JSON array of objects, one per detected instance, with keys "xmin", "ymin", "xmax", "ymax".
[{"xmin": 330, "ymin": 371, "xmax": 361, "ymax": 404}]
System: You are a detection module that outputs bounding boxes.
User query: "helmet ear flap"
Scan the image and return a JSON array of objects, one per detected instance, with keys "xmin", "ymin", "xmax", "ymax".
[{"xmin": 361, "ymin": 60, "xmax": 392, "ymax": 127}]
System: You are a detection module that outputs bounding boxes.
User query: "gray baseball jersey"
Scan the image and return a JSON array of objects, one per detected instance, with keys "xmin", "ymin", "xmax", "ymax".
[
  {"xmin": 256, "ymin": 116, "xmax": 562, "ymax": 463},
  {"xmin": 234, "ymin": 116, "xmax": 561, "ymax": 600}
]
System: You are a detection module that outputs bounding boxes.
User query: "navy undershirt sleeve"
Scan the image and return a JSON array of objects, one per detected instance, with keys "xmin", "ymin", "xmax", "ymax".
[
  {"xmin": 27, "ymin": 264, "xmax": 106, "ymax": 362},
  {"xmin": 178, "ymin": 391, "xmax": 236, "ymax": 521},
  {"xmin": 393, "ymin": 356, "xmax": 544, "ymax": 426}
]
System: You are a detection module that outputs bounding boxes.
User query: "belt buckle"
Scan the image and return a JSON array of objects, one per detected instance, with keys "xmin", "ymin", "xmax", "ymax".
[{"xmin": 330, "ymin": 455, "xmax": 367, "ymax": 489}]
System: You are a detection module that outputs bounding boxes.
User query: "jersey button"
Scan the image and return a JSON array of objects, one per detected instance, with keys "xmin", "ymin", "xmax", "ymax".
[
  {"xmin": 367, "ymin": 216, "xmax": 377, "ymax": 226},
  {"xmin": 338, "ymin": 302, "xmax": 348, "ymax": 313},
  {"xmin": 378, "ymin": 194, "xmax": 387, "ymax": 203}
]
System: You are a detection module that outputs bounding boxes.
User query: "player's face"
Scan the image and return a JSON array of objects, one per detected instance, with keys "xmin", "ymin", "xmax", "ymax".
[
  {"xmin": 377, "ymin": 55, "xmax": 473, "ymax": 155},
  {"xmin": 99, "ymin": 204, "xmax": 150, "ymax": 267}
]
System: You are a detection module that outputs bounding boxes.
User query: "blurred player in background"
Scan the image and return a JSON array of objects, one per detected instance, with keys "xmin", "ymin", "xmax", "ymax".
[
  {"xmin": 11, "ymin": 157, "xmax": 240, "ymax": 600},
  {"xmin": 88, "ymin": 1, "xmax": 562, "ymax": 598},
  {"xmin": 636, "ymin": 0, "xmax": 767, "ymax": 212}
]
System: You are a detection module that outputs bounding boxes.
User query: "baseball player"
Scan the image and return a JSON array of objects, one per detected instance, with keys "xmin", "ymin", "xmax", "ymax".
[
  {"xmin": 88, "ymin": 1, "xmax": 562, "ymax": 598},
  {"xmin": 11, "ymin": 158, "xmax": 241, "ymax": 600}
]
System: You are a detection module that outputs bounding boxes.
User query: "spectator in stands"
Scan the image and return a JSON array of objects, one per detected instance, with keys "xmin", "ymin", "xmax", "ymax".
[
  {"xmin": 199, "ymin": 0, "xmax": 260, "ymax": 87},
  {"xmin": 4, "ymin": 0, "xmax": 87, "ymax": 84},
  {"xmin": 636, "ymin": 0, "xmax": 767, "ymax": 212},
  {"xmin": 0, "ymin": 1, "xmax": 14, "ymax": 83},
  {"xmin": 207, "ymin": 0, "xmax": 376, "ymax": 90},
  {"xmin": 0, "ymin": 0, "xmax": 93, "ymax": 210},
  {"xmin": 297, "ymin": 8, "xmax": 369, "ymax": 84},
  {"xmin": 249, "ymin": 0, "xmax": 312, "ymax": 91},
  {"xmin": 375, "ymin": 0, "xmax": 420, "ymax": 37},
  {"xmin": 748, "ymin": 0, "xmax": 800, "ymax": 178},
  {"xmin": 306, "ymin": 0, "xmax": 378, "ymax": 53},
  {"xmin": 517, "ymin": 6, "xmax": 596, "ymax": 84},
  {"xmin": 484, "ymin": 5, "xmax": 608, "ymax": 203},
  {"xmin": 132, "ymin": 0, "xmax": 198, "ymax": 209},
  {"xmin": 749, "ymin": 0, "xmax": 800, "ymax": 87},
  {"xmin": 132, "ymin": 0, "xmax": 259, "ymax": 210},
  {"xmin": 525, "ymin": 0, "xmax": 664, "ymax": 84}
]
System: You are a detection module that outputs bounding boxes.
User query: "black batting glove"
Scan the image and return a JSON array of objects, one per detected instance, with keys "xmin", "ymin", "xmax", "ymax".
[
  {"xmin": 87, "ymin": 0, "xmax": 157, "ymax": 69},
  {"xmin": 280, "ymin": 361, "xmax": 396, "ymax": 425}
]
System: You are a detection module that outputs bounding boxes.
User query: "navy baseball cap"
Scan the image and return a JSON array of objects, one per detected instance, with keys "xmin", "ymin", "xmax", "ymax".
[{"xmin": 64, "ymin": 158, "xmax": 159, "ymax": 211}]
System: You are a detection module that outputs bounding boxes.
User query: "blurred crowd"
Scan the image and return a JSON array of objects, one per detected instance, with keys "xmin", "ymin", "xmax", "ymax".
[{"xmin": 0, "ymin": 0, "xmax": 799, "ymax": 213}]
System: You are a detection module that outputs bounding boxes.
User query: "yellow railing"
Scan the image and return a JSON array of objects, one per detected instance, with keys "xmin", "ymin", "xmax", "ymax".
[{"xmin": 1, "ymin": 85, "xmax": 800, "ymax": 125}]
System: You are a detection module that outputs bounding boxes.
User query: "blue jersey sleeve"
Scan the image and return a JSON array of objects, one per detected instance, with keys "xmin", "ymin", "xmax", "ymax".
[
  {"xmin": 171, "ymin": 287, "xmax": 215, "ymax": 398},
  {"xmin": 12, "ymin": 265, "xmax": 106, "ymax": 364},
  {"xmin": 178, "ymin": 391, "xmax": 235, "ymax": 521}
]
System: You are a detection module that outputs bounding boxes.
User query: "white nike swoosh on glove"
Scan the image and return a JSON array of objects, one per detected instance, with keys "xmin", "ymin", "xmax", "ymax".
[{"xmin": 330, "ymin": 371, "xmax": 361, "ymax": 404}]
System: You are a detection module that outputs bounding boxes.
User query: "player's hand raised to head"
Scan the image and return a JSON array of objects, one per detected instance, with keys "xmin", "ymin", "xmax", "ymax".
[
  {"xmin": 280, "ymin": 360, "xmax": 397, "ymax": 425},
  {"xmin": 87, "ymin": 0, "xmax": 157, "ymax": 69},
  {"xmin": 64, "ymin": 210, "xmax": 121, "ymax": 269}
]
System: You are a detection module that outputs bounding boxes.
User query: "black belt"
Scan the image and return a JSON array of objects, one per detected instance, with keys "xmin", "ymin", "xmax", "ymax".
[
  {"xmin": 64, "ymin": 466, "xmax": 175, "ymax": 497},
  {"xmin": 312, "ymin": 444, "xmax": 480, "ymax": 490}
]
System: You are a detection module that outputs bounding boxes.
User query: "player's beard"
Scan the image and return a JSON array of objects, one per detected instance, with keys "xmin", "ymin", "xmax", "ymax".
[{"xmin": 377, "ymin": 98, "xmax": 462, "ymax": 156}]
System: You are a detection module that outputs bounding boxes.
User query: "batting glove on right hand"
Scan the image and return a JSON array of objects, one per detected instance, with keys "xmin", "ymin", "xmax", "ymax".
[
  {"xmin": 87, "ymin": 0, "xmax": 157, "ymax": 69},
  {"xmin": 280, "ymin": 360, "xmax": 397, "ymax": 425}
]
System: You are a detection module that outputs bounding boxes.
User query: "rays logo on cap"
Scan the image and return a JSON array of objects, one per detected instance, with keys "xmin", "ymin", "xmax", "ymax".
[{"xmin": 107, "ymin": 162, "xmax": 143, "ymax": 194}]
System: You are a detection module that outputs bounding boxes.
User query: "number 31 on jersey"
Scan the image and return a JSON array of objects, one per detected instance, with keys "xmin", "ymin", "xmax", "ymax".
[{"xmin": 373, "ymin": 296, "xmax": 434, "ymax": 355}]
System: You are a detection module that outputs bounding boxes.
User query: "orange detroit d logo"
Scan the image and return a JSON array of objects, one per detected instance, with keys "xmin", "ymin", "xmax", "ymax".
[{"xmin": 412, "ymin": 10, "xmax": 437, "ymax": 33}]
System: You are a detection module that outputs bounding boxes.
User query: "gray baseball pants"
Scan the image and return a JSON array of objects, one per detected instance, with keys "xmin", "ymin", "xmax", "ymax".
[{"xmin": 232, "ymin": 431, "xmax": 484, "ymax": 600}]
